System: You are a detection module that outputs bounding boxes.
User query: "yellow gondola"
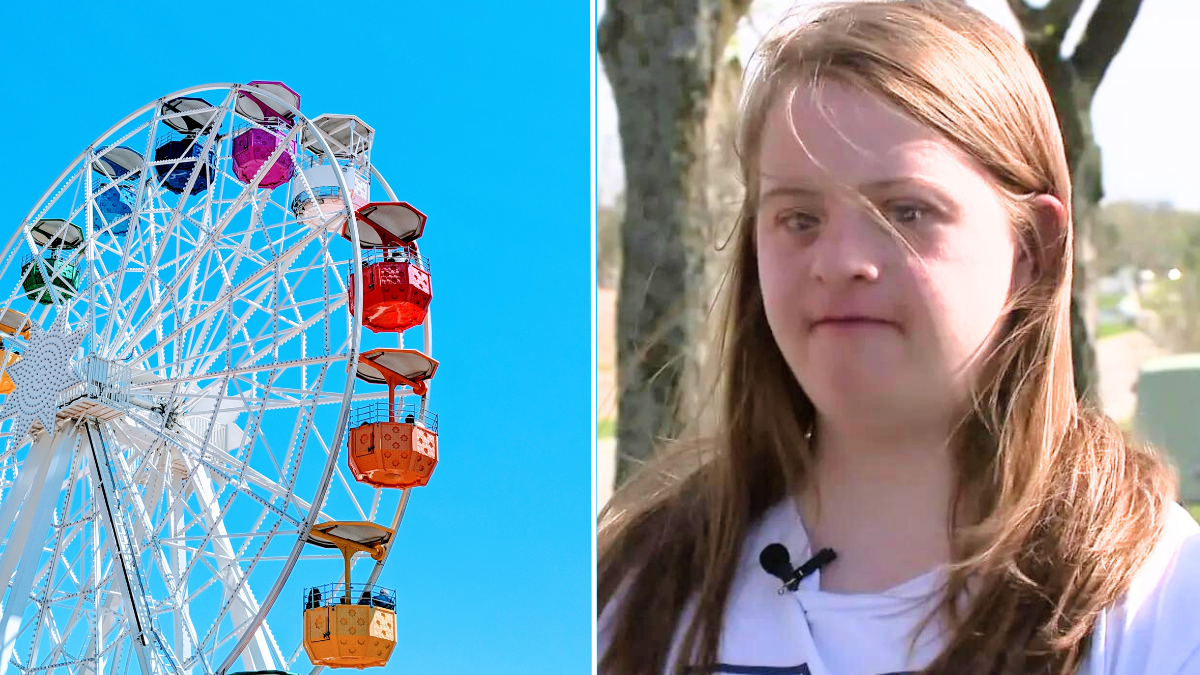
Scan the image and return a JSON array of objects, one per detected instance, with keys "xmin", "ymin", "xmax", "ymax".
[{"xmin": 302, "ymin": 522, "xmax": 398, "ymax": 669}]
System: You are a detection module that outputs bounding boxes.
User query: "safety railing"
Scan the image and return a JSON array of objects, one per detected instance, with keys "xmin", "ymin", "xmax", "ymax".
[
  {"xmin": 349, "ymin": 402, "xmax": 438, "ymax": 433},
  {"xmin": 302, "ymin": 583, "xmax": 396, "ymax": 611}
]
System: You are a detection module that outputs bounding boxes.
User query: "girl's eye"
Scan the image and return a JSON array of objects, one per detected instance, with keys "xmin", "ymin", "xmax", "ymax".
[
  {"xmin": 886, "ymin": 201, "xmax": 932, "ymax": 225},
  {"xmin": 777, "ymin": 209, "xmax": 820, "ymax": 231}
]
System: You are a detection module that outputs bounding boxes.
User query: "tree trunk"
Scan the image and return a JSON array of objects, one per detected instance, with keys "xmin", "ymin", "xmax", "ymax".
[
  {"xmin": 1009, "ymin": 0, "xmax": 1146, "ymax": 407},
  {"xmin": 598, "ymin": 0, "xmax": 751, "ymax": 488}
]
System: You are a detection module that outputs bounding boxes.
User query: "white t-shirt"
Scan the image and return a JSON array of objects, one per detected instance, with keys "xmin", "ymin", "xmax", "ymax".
[{"xmin": 599, "ymin": 499, "xmax": 1200, "ymax": 675}]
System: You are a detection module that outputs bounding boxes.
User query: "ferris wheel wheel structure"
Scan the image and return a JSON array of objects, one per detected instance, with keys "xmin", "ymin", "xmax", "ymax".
[{"xmin": 0, "ymin": 81, "xmax": 443, "ymax": 675}]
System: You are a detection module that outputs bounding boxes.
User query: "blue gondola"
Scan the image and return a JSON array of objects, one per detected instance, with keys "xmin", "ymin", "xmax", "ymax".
[
  {"xmin": 154, "ymin": 138, "xmax": 213, "ymax": 196},
  {"xmin": 91, "ymin": 146, "xmax": 142, "ymax": 236},
  {"xmin": 91, "ymin": 182, "xmax": 133, "ymax": 236},
  {"xmin": 92, "ymin": 146, "xmax": 143, "ymax": 181}
]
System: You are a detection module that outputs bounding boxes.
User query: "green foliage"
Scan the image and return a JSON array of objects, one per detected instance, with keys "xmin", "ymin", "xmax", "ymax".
[
  {"xmin": 597, "ymin": 417, "xmax": 615, "ymax": 439},
  {"xmin": 1095, "ymin": 201, "xmax": 1200, "ymax": 278},
  {"xmin": 1097, "ymin": 321, "xmax": 1134, "ymax": 339},
  {"xmin": 1098, "ymin": 291, "xmax": 1124, "ymax": 311},
  {"xmin": 1190, "ymin": 503, "xmax": 1200, "ymax": 525},
  {"xmin": 1095, "ymin": 201, "xmax": 1200, "ymax": 350}
]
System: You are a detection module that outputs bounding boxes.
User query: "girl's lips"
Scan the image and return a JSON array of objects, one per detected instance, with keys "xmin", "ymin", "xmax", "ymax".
[{"xmin": 812, "ymin": 318, "xmax": 898, "ymax": 331}]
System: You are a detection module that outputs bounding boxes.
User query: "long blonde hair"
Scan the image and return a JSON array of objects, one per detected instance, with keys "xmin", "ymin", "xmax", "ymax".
[{"xmin": 598, "ymin": 2, "xmax": 1177, "ymax": 674}]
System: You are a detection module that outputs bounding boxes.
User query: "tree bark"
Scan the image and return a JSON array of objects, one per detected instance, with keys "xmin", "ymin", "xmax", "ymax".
[
  {"xmin": 1008, "ymin": 0, "xmax": 1145, "ymax": 406},
  {"xmin": 598, "ymin": 0, "xmax": 751, "ymax": 487}
]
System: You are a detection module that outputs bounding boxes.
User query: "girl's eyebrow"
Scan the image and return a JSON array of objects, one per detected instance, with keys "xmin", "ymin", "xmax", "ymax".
[{"xmin": 759, "ymin": 176, "xmax": 958, "ymax": 202}]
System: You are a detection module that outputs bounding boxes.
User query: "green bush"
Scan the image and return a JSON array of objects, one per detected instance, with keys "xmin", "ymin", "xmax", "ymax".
[{"xmin": 597, "ymin": 417, "xmax": 615, "ymax": 439}]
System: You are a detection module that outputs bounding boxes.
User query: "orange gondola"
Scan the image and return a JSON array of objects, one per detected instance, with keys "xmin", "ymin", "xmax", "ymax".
[
  {"xmin": 347, "ymin": 349, "xmax": 439, "ymax": 489},
  {"xmin": 302, "ymin": 522, "xmax": 397, "ymax": 669}
]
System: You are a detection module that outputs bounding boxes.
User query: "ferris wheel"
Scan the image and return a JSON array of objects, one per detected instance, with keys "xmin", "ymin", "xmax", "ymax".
[{"xmin": 0, "ymin": 83, "xmax": 441, "ymax": 675}]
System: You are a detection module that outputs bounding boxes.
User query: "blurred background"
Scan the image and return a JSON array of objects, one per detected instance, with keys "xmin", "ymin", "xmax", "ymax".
[{"xmin": 595, "ymin": 0, "xmax": 1200, "ymax": 518}]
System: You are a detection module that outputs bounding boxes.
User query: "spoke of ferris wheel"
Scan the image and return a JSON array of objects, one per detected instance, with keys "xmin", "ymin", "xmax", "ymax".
[
  {"xmin": 173, "ymin": 448, "xmax": 292, "ymax": 589},
  {"xmin": 95, "ymin": 242, "xmax": 344, "ymax": 369},
  {"xmin": 96, "ymin": 212, "xmax": 157, "ymax": 351},
  {"xmin": 241, "ymin": 404, "xmax": 297, "ymax": 499},
  {"xmin": 201, "ymin": 611, "xmax": 281, "ymax": 674},
  {"xmin": 122, "ymin": 202, "xmax": 327, "ymax": 368},
  {"xmin": 213, "ymin": 213, "xmax": 318, "ymax": 253},
  {"xmin": 134, "ymin": 120, "xmax": 307, "ymax": 360},
  {"xmin": 159, "ymin": 529, "xmax": 304, "ymax": 543},
  {"xmin": 113, "ymin": 422, "xmax": 312, "ymax": 535},
  {"xmin": 168, "ymin": 308, "xmax": 347, "ymax": 386},
  {"xmin": 171, "ymin": 280, "xmax": 334, "ymax": 380},
  {"xmin": 35, "ymin": 589, "xmax": 94, "ymax": 671},
  {"xmin": 26, "ymin": 441, "xmax": 87, "ymax": 669},
  {"xmin": 103, "ymin": 431, "xmax": 188, "ymax": 621},
  {"xmin": 158, "ymin": 544, "xmax": 342, "ymax": 568},
  {"xmin": 169, "ymin": 291, "xmax": 340, "ymax": 348},
  {"xmin": 166, "ymin": 389, "xmax": 385, "ymax": 417},
  {"xmin": 186, "ymin": 472, "xmax": 282, "ymax": 673},
  {"xmin": 129, "ymin": 353, "xmax": 345, "ymax": 389},
  {"xmin": 254, "ymin": 251, "xmax": 332, "ymax": 335},
  {"xmin": 0, "ymin": 429, "xmax": 82, "ymax": 675},
  {"xmin": 366, "ymin": 486, "xmax": 382, "ymax": 523},
  {"xmin": 40, "ymin": 565, "xmax": 115, "ymax": 608},
  {"xmin": 149, "ymin": 445, "xmax": 280, "ymax": 673},
  {"xmin": 89, "ymin": 220, "xmax": 150, "ymax": 260},
  {"xmin": 191, "ymin": 412, "xmax": 346, "ymax": 526},
  {"xmin": 364, "ymin": 488, "xmax": 414, "ymax": 594},
  {"xmin": 189, "ymin": 248, "xmax": 325, "ymax": 362},
  {"xmin": 40, "ymin": 543, "xmax": 86, "ymax": 600},
  {"xmin": 106, "ymin": 91, "xmax": 237, "ymax": 358},
  {"xmin": 85, "ymin": 423, "xmax": 179, "ymax": 675},
  {"xmin": 116, "ymin": 428, "xmax": 305, "ymax": 554},
  {"xmin": 328, "ymin": 459, "xmax": 368, "ymax": 523},
  {"xmin": 207, "ymin": 384, "xmax": 297, "ymax": 510},
  {"xmin": 292, "ymin": 414, "xmax": 367, "ymax": 524}
]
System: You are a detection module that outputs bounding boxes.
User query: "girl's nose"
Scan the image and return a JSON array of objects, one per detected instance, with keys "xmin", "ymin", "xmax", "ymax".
[{"xmin": 809, "ymin": 203, "xmax": 886, "ymax": 285}]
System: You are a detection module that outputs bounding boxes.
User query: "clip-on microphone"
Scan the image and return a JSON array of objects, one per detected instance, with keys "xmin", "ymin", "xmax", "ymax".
[{"xmin": 759, "ymin": 543, "xmax": 837, "ymax": 595}]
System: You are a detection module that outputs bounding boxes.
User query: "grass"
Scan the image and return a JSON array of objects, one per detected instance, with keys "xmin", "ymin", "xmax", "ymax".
[
  {"xmin": 598, "ymin": 417, "xmax": 615, "ymax": 440},
  {"xmin": 1099, "ymin": 292, "xmax": 1125, "ymax": 312},
  {"xmin": 1097, "ymin": 321, "xmax": 1135, "ymax": 339},
  {"xmin": 1190, "ymin": 504, "xmax": 1200, "ymax": 525}
]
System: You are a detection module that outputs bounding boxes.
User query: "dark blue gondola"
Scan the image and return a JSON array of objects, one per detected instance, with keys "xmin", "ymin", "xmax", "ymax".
[
  {"xmin": 154, "ymin": 138, "xmax": 213, "ymax": 196},
  {"xmin": 155, "ymin": 96, "xmax": 218, "ymax": 196}
]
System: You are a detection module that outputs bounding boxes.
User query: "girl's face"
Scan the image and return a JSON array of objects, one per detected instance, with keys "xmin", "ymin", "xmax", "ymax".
[{"xmin": 755, "ymin": 81, "xmax": 1030, "ymax": 427}]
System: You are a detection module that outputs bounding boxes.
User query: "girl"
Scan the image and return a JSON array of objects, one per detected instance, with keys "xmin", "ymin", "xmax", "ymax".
[{"xmin": 597, "ymin": 2, "xmax": 1200, "ymax": 675}]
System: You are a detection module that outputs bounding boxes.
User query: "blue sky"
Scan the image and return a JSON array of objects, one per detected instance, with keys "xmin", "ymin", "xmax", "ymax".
[{"xmin": 0, "ymin": 2, "xmax": 590, "ymax": 673}]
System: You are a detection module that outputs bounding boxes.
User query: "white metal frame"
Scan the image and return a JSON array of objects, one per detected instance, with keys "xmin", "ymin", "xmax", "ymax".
[{"xmin": 0, "ymin": 84, "xmax": 433, "ymax": 675}]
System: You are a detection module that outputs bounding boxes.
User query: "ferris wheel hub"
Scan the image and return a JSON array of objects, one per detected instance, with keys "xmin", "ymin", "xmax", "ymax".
[{"xmin": 55, "ymin": 356, "xmax": 135, "ymax": 424}]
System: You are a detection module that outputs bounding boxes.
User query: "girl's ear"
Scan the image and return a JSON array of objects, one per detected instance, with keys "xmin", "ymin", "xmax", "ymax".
[{"xmin": 1012, "ymin": 194, "xmax": 1067, "ymax": 294}]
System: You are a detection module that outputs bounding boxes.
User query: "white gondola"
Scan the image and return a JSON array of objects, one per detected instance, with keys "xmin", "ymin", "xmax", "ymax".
[{"xmin": 290, "ymin": 114, "xmax": 375, "ymax": 232}]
